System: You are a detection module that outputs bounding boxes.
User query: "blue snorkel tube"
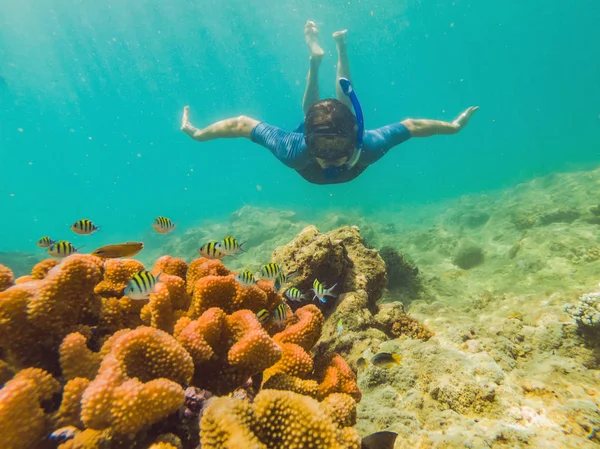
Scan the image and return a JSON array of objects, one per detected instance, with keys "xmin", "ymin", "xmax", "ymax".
[{"xmin": 322, "ymin": 78, "xmax": 365, "ymax": 180}]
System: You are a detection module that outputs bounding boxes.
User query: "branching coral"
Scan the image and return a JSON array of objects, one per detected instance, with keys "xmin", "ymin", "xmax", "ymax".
[
  {"xmin": 200, "ymin": 389, "xmax": 361, "ymax": 449},
  {"xmin": 95, "ymin": 258, "xmax": 145, "ymax": 298},
  {"xmin": 564, "ymin": 291, "xmax": 600, "ymax": 337}
]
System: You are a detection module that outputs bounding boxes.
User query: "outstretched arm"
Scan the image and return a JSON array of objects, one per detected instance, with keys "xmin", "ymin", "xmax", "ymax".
[
  {"xmin": 401, "ymin": 106, "xmax": 479, "ymax": 137},
  {"xmin": 181, "ymin": 106, "xmax": 260, "ymax": 142}
]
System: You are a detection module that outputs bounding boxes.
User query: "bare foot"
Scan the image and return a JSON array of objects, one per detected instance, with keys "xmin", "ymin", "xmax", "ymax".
[
  {"xmin": 304, "ymin": 20, "xmax": 324, "ymax": 58},
  {"xmin": 332, "ymin": 29, "xmax": 348, "ymax": 47},
  {"xmin": 452, "ymin": 106, "xmax": 479, "ymax": 130},
  {"xmin": 181, "ymin": 106, "xmax": 196, "ymax": 136}
]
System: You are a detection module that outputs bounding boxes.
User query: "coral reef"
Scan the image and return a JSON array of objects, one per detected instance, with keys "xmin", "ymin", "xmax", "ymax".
[
  {"xmin": 564, "ymin": 291, "xmax": 600, "ymax": 339},
  {"xmin": 0, "ymin": 244, "xmax": 363, "ymax": 449},
  {"xmin": 378, "ymin": 246, "xmax": 421, "ymax": 300},
  {"xmin": 0, "ymin": 263, "xmax": 14, "ymax": 291},
  {"xmin": 200, "ymin": 389, "xmax": 361, "ymax": 448}
]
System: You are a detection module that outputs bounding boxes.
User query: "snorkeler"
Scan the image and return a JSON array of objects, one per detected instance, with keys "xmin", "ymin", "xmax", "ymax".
[{"xmin": 181, "ymin": 21, "xmax": 478, "ymax": 184}]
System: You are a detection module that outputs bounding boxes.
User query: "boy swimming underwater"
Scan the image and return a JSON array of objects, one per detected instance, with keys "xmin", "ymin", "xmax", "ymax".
[{"xmin": 181, "ymin": 21, "xmax": 478, "ymax": 184}]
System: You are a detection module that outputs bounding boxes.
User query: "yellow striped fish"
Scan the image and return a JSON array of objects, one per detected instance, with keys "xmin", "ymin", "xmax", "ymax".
[
  {"xmin": 235, "ymin": 270, "xmax": 257, "ymax": 286},
  {"xmin": 124, "ymin": 270, "xmax": 161, "ymax": 300},
  {"xmin": 273, "ymin": 303, "xmax": 288, "ymax": 323},
  {"xmin": 216, "ymin": 236, "xmax": 245, "ymax": 255},
  {"xmin": 71, "ymin": 219, "xmax": 99, "ymax": 235},
  {"xmin": 153, "ymin": 216, "xmax": 176, "ymax": 234},
  {"xmin": 47, "ymin": 240, "xmax": 80, "ymax": 258},
  {"xmin": 256, "ymin": 263, "xmax": 283, "ymax": 281},
  {"xmin": 311, "ymin": 279, "xmax": 338, "ymax": 304},
  {"xmin": 284, "ymin": 287, "xmax": 306, "ymax": 302},
  {"xmin": 198, "ymin": 241, "xmax": 226, "ymax": 259},
  {"xmin": 256, "ymin": 308, "xmax": 270, "ymax": 324},
  {"xmin": 37, "ymin": 236, "xmax": 56, "ymax": 248}
]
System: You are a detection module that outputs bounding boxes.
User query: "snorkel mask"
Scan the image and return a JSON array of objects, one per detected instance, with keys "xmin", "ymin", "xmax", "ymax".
[{"xmin": 321, "ymin": 78, "xmax": 364, "ymax": 180}]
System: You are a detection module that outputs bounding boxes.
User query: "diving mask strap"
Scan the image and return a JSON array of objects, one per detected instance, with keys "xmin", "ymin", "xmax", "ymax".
[{"xmin": 338, "ymin": 78, "xmax": 364, "ymax": 170}]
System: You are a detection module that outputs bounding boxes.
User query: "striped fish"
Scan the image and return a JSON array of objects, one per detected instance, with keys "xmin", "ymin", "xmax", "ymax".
[
  {"xmin": 198, "ymin": 241, "xmax": 226, "ymax": 259},
  {"xmin": 124, "ymin": 270, "xmax": 161, "ymax": 300},
  {"xmin": 235, "ymin": 270, "xmax": 257, "ymax": 286},
  {"xmin": 256, "ymin": 263, "xmax": 283, "ymax": 281},
  {"xmin": 273, "ymin": 303, "xmax": 288, "ymax": 323},
  {"xmin": 47, "ymin": 240, "xmax": 80, "ymax": 258},
  {"xmin": 216, "ymin": 236, "xmax": 245, "ymax": 255},
  {"xmin": 284, "ymin": 287, "xmax": 306, "ymax": 302},
  {"xmin": 256, "ymin": 308, "xmax": 270, "ymax": 324},
  {"xmin": 311, "ymin": 279, "xmax": 338, "ymax": 304},
  {"xmin": 37, "ymin": 236, "xmax": 56, "ymax": 248},
  {"xmin": 153, "ymin": 216, "xmax": 176, "ymax": 234},
  {"xmin": 71, "ymin": 219, "xmax": 99, "ymax": 235}
]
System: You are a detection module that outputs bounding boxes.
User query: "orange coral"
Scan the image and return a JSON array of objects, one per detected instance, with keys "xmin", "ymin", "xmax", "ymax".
[
  {"xmin": 176, "ymin": 307, "xmax": 282, "ymax": 394},
  {"xmin": 317, "ymin": 354, "xmax": 361, "ymax": 402},
  {"xmin": 55, "ymin": 377, "xmax": 90, "ymax": 428},
  {"xmin": 0, "ymin": 255, "xmax": 103, "ymax": 370},
  {"xmin": 94, "ymin": 258, "xmax": 144, "ymax": 298},
  {"xmin": 31, "ymin": 258, "xmax": 60, "ymax": 279},
  {"xmin": 274, "ymin": 304, "xmax": 324, "ymax": 351},
  {"xmin": 81, "ymin": 327, "xmax": 192, "ymax": 435},
  {"xmin": 186, "ymin": 258, "xmax": 231, "ymax": 295},
  {"xmin": 0, "ymin": 263, "xmax": 14, "ymax": 292},
  {"xmin": 59, "ymin": 333, "xmax": 102, "ymax": 381},
  {"xmin": 0, "ymin": 368, "xmax": 60, "ymax": 449},
  {"xmin": 153, "ymin": 255, "xmax": 188, "ymax": 280},
  {"xmin": 200, "ymin": 389, "xmax": 361, "ymax": 449},
  {"xmin": 98, "ymin": 296, "xmax": 144, "ymax": 335},
  {"xmin": 14, "ymin": 275, "xmax": 33, "ymax": 284}
]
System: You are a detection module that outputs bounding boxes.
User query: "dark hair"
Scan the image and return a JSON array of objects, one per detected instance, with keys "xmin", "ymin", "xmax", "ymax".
[{"xmin": 304, "ymin": 99, "xmax": 357, "ymax": 160}]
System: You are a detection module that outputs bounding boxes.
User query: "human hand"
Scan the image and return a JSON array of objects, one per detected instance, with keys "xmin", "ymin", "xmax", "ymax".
[{"xmin": 452, "ymin": 106, "xmax": 479, "ymax": 130}]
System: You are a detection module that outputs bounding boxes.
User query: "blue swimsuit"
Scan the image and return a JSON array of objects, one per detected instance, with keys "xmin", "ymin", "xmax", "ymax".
[{"xmin": 250, "ymin": 121, "xmax": 412, "ymax": 184}]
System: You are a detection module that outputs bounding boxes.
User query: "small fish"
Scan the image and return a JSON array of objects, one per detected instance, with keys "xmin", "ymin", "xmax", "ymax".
[
  {"xmin": 256, "ymin": 308, "xmax": 270, "ymax": 324},
  {"xmin": 50, "ymin": 426, "xmax": 79, "ymax": 443},
  {"xmin": 124, "ymin": 270, "xmax": 161, "ymax": 300},
  {"xmin": 153, "ymin": 216, "xmax": 176, "ymax": 234},
  {"xmin": 71, "ymin": 219, "xmax": 99, "ymax": 235},
  {"xmin": 273, "ymin": 271, "xmax": 287, "ymax": 291},
  {"xmin": 273, "ymin": 303, "xmax": 287, "ymax": 323},
  {"xmin": 311, "ymin": 279, "xmax": 337, "ymax": 304},
  {"xmin": 216, "ymin": 236, "xmax": 245, "ymax": 255},
  {"xmin": 91, "ymin": 242, "xmax": 144, "ymax": 259},
  {"xmin": 37, "ymin": 236, "xmax": 55, "ymax": 248},
  {"xmin": 337, "ymin": 318, "xmax": 344, "ymax": 337},
  {"xmin": 284, "ymin": 287, "xmax": 306, "ymax": 302},
  {"xmin": 371, "ymin": 352, "xmax": 403, "ymax": 368},
  {"xmin": 198, "ymin": 241, "xmax": 226, "ymax": 259},
  {"xmin": 361, "ymin": 431, "xmax": 398, "ymax": 449},
  {"xmin": 235, "ymin": 270, "xmax": 257, "ymax": 286},
  {"xmin": 256, "ymin": 263, "xmax": 283, "ymax": 281},
  {"xmin": 47, "ymin": 240, "xmax": 80, "ymax": 258}
]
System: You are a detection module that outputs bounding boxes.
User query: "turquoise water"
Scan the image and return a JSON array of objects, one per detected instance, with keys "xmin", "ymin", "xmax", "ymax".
[{"xmin": 1, "ymin": 0, "xmax": 599, "ymax": 252}]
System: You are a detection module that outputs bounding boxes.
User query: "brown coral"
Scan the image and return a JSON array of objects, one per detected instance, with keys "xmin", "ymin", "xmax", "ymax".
[
  {"xmin": 0, "ymin": 263, "xmax": 15, "ymax": 291},
  {"xmin": 0, "ymin": 368, "xmax": 60, "ymax": 449},
  {"xmin": 177, "ymin": 307, "xmax": 282, "ymax": 394},
  {"xmin": 200, "ymin": 389, "xmax": 361, "ymax": 449},
  {"xmin": 391, "ymin": 314, "xmax": 434, "ymax": 341}
]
